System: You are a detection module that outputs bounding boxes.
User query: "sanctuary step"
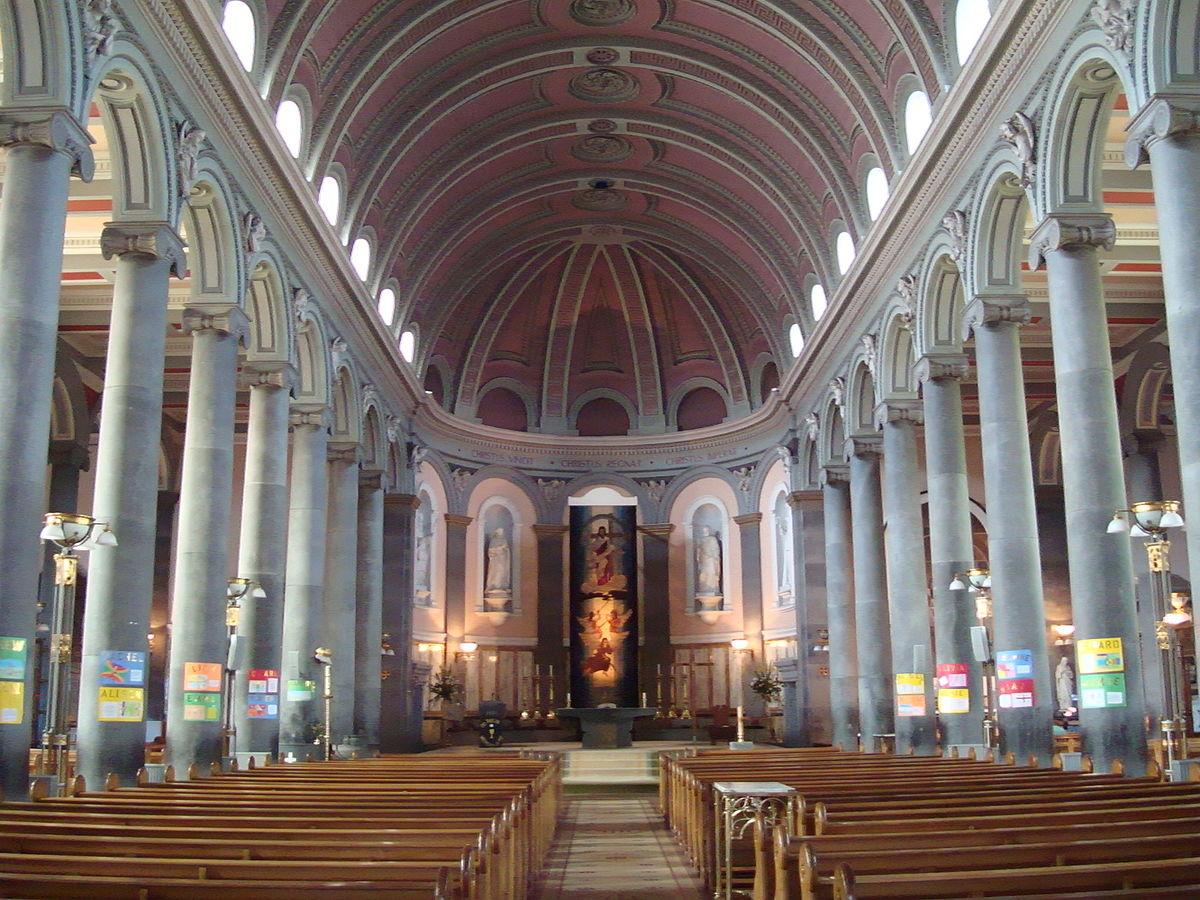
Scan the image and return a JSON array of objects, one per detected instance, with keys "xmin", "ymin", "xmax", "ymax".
[{"xmin": 561, "ymin": 746, "xmax": 662, "ymax": 785}]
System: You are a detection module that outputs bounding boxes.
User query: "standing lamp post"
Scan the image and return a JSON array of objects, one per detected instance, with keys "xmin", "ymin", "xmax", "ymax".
[
  {"xmin": 38, "ymin": 513, "xmax": 117, "ymax": 795},
  {"xmin": 950, "ymin": 566, "xmax": 997, "ymax": 749},
  {"xmin": 222, "ymin": 578, "xmax": 264, "ymax": 760},
  {"xmin": 313, "ymin": 647, "xmax": 333, "ymax": 761},
  {"xmin": 1108, "ymin": 501, "xmax": 1189, "ymax": 771}
]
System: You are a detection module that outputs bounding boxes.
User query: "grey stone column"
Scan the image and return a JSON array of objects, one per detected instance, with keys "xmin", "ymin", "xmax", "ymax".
[
  {"xmin": 1030, "ymin": 215, "xmax": 1147, "ymax": 773},
  {"xmin": 278, "ymin": 410, "xmax": 329, "ymax": 760},
  {"xmin": 917, "ymin": 356, "xmax": 987, "ymax": 748},
  {"xmin": 165, "ymin": 308, "xmax": 247, "ymax": 775},
  {"xmin": 147, "ymin": 490, "xmax": 179, "ymax": 728},
  {"xmin": 379, "ymin": 494, "xmax": 418, "ymax": 752},
  {"xmin": 232, "ymin": 366, "xmax": 294, "ymax": 756},
  {"xmin": 77, "ymin": 223, "xmax": 185, "ymax": 789},
  {"xmin": 785, "ymin": 490, "xmax": 821, "ymax": 747},
  {"xmin": 444, "ymin": 514, "xmax": 472, "ymax": 647},
  {"xmin": 1127, "ymin": 97, "xmax": 1200, "ymax": 696},
  {"xmin": 534, "ymin": 524, "xmax": 570, "ymax": 710},
  {"xmin": 1124, "ymin": 432, "xmax": 1168, "ymax": 726},
  {"xmin": 847, "ymin": 436, "xmax": 894, "ymax": 749},
  {"xmin": 878, "ymin": 403, "xmax": 937, "ymax": 755},
  {"xmin": 735, "ymin": 513, "xmax": 766, "ymax": 714},
  {"xmin": 353, "ymin": 474, "xmax": 384, "ymax": 749},
  {"xmin": 0, "ymin": 109, "xmax": 92, "ymax": 799},
  {"xmin": 821, "ymin": 467, "xmax": 859, "ymax": 750},
  {"xmin": 964, "ymin": 295, "xmax": 1053, "ymax": 764},
  {"xmin": 323, "ymin": 448, "xmax": 360, "ymax": 745}
]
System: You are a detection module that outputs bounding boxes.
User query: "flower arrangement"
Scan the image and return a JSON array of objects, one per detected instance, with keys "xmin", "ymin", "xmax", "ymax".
[
  {"xmin": 749, "ymin": 667, "xmax": 783, "ymax": 704},
  {"xmin": 429, "ymin": 667, "xmax": 462, "ymax": 704}
]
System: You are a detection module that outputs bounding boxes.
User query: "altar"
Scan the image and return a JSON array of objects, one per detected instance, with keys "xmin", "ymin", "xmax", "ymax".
[{"xmin": 556, "ymin": 707, "xmax": 657, "ymax": 749}]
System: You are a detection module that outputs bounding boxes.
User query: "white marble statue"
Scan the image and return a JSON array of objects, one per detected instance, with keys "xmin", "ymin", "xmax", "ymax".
[
  {"xmin": 485, "ymin": 527, "xmax": 512, "ymax": 594},
  {"xmin": 695, "ymin": 526, "xmax": 722, "ymax": 596},
  {"xmin": 1055, "ymin": 656, "xmax": 1075, "ymax": 711},
  {"xmin": 776, "ymin": 514, "xmax": 792, "ymax": 591},
  {"xmin": 414, "ymin": 527, "xmax": 431, "ymax": 591}
]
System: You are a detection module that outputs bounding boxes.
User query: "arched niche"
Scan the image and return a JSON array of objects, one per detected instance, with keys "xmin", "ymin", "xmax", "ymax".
[{"xmin": 465, "ymin": 478, "xmax": 538, "ymax": 641}]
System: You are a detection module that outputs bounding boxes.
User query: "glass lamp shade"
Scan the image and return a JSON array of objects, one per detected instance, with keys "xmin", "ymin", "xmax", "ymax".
[
  {"xmin": 41, "ymin": 513, "xmax": 96, "ymax": 547},
  {"xmin": 458, "ymin": 641, "xmax": 478, "ymax": 654},
  {"xmin": 1107, "ymin": 513, "xmax": 1130, "ymax": 535},
  {"xmin": 948, "ymin": 576, "xmax": 967, "ymax": 591},
  {"xmin": 1163, "ymin": 610, "xmax": 1192, "ymax": 627},
  {"xmin": 1130, "ymin": 523, "xmax": 1151, "ymax": 538},
  {"xmin": 251, "ymin": 585, "xmax": 267, "ymax": 600},
  {"xmin": 1161, "ymin": 509, "xmax": 1185, "ymax": 529},
  {"xmin": 93, "ymin": 527, "xmax": 118, "ymax": 547},
  {"xmin": 1130, "ymin": 500, "xmax": 1184, "ymax": 533},
  {"xmin": 966, "ymin": 568, "xmax": 991, "ymax": 591}
]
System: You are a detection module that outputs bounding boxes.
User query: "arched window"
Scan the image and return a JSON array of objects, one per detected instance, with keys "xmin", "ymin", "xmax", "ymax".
[
  {"xmin": 955, "ymin": 0, "xmax": 991, "ymax": 65},
  {"xmin": 399, "ymin": 329, "xmax": 416, "ymax": 363},
  {"xmin": 904, "ymin": 90, "xmax": 933, "ymax": 155},
  {"xmin": 788, "ymin": 323, "xmax": 804, "ymax": 358},
  {"xmin": 810, "ymin": 283, "xmax": 828, "ymax": 321},
  {"xmin": 865, "ymin": 167, "xmax": 889, "ymax": 221},
  {"xmin": 317, "ymin": 175, "xmax": 341, "ymax": 227},
  {"xmin": 350, "ymin": 237, "xmax": 371, "ymax": 281},
  {"xmin": 275, "ymin": 99, "xmax": 303, "ymax": 158},
  {"xmin": 222, "ymin": 1, "xmax": 256, "ymax": 71},
  {"xmin": 378, "ymin": 288, "xmax": 396, "ymax": 325},
  {"xmin": 835, "ymin": 231, "xmax": 855, "ymax": 275}
]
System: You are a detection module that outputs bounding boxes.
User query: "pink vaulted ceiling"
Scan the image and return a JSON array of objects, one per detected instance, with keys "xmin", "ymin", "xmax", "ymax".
[{"xmin": 259, "ymin": 0, "xmax": 947, "ymax": 431}]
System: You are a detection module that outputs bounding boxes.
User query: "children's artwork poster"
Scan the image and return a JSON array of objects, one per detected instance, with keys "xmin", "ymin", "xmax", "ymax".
[
  {"xmin": 937, "ymin": 689, "xmax": 970, "ymax": 714},
  {"xmin": 184, "ymin": 662, "xmax": 222, "ymax": 692},
  {"xmin": 1077, "ymin": 638, "xmax": 1124, "ymax": 675},
  {"xmin": 98, "ymin": 686, "xmax": 144, "ymax": 722},
  {"xmin": 936, "ymin": 663, "xmax": 969, "ymax": 689},
  {"xmin": 0, "ymin": 637, "xmax": 27, "ymax": 681},
  {"xmin": 0, "ymin": 681, "xmax": 24, "ymax": 725},
  {"xmin": 895, "ymin": 673, "xmax": 926, "ymax": 717},
  {"xmin": 1079, "ymin": 672, "xmax": 1127, "ymax": 709},
  {"xmin": 248, "ymin": 669, "xmax": 280, "ymax": 694},
  {"xmin": 996, "ymin": 649, "xmax": 1033, "ymax": 681},
  {"xmin": 286, "ymin": 679, "xmax": 316, "ymax": 701},
  {"xmin": 100, "ymin": 651, "xmax": 146, "ymax": 686},
  {"xmin": 247, "ymin": 694, "xmax": 279, "ymax": 719},
  {"xmin": 997, "ymin": 678, "xmax": 1035, "ymax": 709},
  {"xmin": 182, "ymin": 692, "xmax": 221, "ymax": 721}
]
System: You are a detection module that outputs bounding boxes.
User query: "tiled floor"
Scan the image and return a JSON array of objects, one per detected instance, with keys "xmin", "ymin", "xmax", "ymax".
[{"xmin": 534, "ymin": 794, "xmax": 705, "ymax": 899}]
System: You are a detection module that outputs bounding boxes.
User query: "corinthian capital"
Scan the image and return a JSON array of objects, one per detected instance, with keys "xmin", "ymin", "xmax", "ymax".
[
  {"xmin": 100, "ymin": 222, "xmax": 187, "ymax": 278},
  {"xmin": 874, "ymin": 400, "xmax": 924, "ymax": 428},
  {"xmin": 0, "ymin": 108, "xmax": 95, "ymax": 181},
  {"xmin": 1125, "ymin": 95, "xmax": 1200, "ymax": 168},
  {"xmin": 914, "ymin": 354, "xmax": 969, "ymax": 384},
  {"xmin": 961, "ymin": 294, "xmax": 1032, "ymax": 340},
  {"xmin": 238, "ymin": 362, "xmax": 297, "ymax": 392},
  {"xmin": 1027, "ymin": 214, "xmax": 1115, "ymax": 270},
  {"xmin": 182, "ymin": 306, "xmax": 250, "ymax": 343}
]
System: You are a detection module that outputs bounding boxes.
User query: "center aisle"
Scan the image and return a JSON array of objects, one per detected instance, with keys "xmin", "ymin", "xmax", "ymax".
[{"xmin": 534, "ymin": 794, "xmax": 704, "ymax": 899}]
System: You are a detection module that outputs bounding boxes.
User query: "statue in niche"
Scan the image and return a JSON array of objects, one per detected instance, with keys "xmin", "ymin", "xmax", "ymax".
[
  {"xmin": 1055, "ymin": 656, "xmax": 1075, "ymax": 711},
  {"xmin": 484, "ymin": 528, "xmax": 512, "ymax": 597},
  {"xmin": 695, "ymin": 526, "xmax": 723, "ymax": 597},
  {"xmin": 776, "ymin": 514, "xmax": 792, "ymax": 593},
  {"xmin": 414, "ymin": 526, "xmax": 431, "ymax": 591}
]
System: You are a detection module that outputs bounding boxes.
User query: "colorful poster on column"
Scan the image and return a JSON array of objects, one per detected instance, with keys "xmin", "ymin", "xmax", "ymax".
[
  {"xmin": 1079, "ymin": 672, "xmax": 1127, "ymax": 708},
  {"xmin": 286, "ymin": 679, "xmax": 316, "ymax": 701},
  {"xmin": 938, "ymin": 688, "xmax": 970, "ymax": 714},
  {"xmin": 98, "ymin": 686, "xmax": 144, "ymax": 722},
  {"xmin": 182, "ymin": 692, "xmax": 221, "ymax": 721},
  {"xmin": 247, "ymin": 694, "xmax": 279, "ymax": 719},
  {"xmin": 0, "ymin": 682, "xmax": 24, "ymax": 724},
  {"xmin": 100, "ymin": 651, "xmax": 146, "ymax": 686},
  {"xmin": 998, "ymin": 678, "xmax": 1035, "ymax": 709},
  {"xmin": 248, "ymin": 669, "xmax": 280, "ymax": 694},
  {"xmin": 1077, "ymin": 638, "xmax": 1124, "ymax": 674},
  {"xmin": 0, "ymin": 637, "xmax": 27, "ymax": 681},
  {"xmin": 936, "ymin": 662, "xmax": 969, "ymax": 689},
  {"xmin": 996, "ymin": 649, "xmax": 1033, "ymax": 681},
  {"xmin": 183, "ymin": 662, "xmax": 222, "ymax": 692},
  {"xmin": 895, "ymin": 673, "xmax": 927, "ymax": 717}
]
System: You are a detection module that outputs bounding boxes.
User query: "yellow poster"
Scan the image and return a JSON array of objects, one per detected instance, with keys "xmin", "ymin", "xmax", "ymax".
[
  {"xmin": 98, "ymin": 686, "xmax": 144, "ymax": 722},
  {"xmin": 937, "ymin": 688, "xmax": 970, "ymax": 714},
  {"xmin": 1077, "ymin": 638, "xmax": 1124, "ymax": 675},
  {"xmin": 0, "ymin": 681, "xmax": 23, "ymax": 725},
  {"xmin": 894, "ymin": 673, "xmax": 924, "ymax": 694}
]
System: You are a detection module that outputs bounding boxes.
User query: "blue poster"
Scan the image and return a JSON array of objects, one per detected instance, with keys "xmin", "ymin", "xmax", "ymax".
[
  {"xmin": 100, "ymin": 650, "xmax": 146, "ymax": 686},
  {"xmin": 247, "ymin": 694, "xmax": 279, "ymax": 719},
  {"xmin": 996, "ymin": 649, "xmax": 1033, "ymax": 681}
]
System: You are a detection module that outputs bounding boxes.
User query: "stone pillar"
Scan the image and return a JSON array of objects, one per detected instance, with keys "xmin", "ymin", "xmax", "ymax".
[
  {"xmin": 848, "ymin": 436, "xmax": 894, "ymax": 750},
  {"xmin": 821, "ymin": 467, "xmax": 859, "ymax": 750},
  {"xmin": 278, "ymin": 410, "xmax": 329, "ymax": 760},
  {"xmin": 323, "ymin": 448, "xmax": 360, "ymax": 745},
  {"xmin": 533, "ymin": 524, "xmax": 569, "ymax": 709},
  {"xmin": 636, "ymin": 525, "xmax": 672, "ymax": 712},
  {"xmin": 1127, "ymin": 97, "xmax": 1200, "ymax": 701},
  {"xmin": 77, "ymin": 223, "xmax": 185, "ymax": 789},
  {"xmin": 232, "ymin": 366, "xmax": 294, "ymax": 756},
  {"xmin": 0, "ymin": 109, "xmax": 92, "ymax": 799},
  {"xmin": 878, "ymin": 402, "xmax": 937, "ymax": 755},
  {"xmin": 1124, "ymin": 432, "xmax": 1168, "ymax": 726},
  {"xmin": 734, "ymin": 512, "xmax": 766, "ymax": 713},
  {"xmin": 379, "ymin": 494, "xmax": 418, "ymax": 752},
  {"xmin": 353, "ymin": 474, "xmax": 385, "ymax": 749},
  {"xmin": 444, "ymin": 514, "xmax": 473, "ymax": 648},
  {"xmin": 1030, "ymin": 214, "xmax": 1147, "ymax": 773},
  {"xmin": 147, "ymin": 490, "xmax": 178, "ymax": 730},
  {"xmin": 964, "ymin": 295, "xmax": 1053, "ymax": 764},
  {"xmin": 165, "ymin": 308, "xmax": 247, "ymax": 775},
  {"xmin": 786, "ymin": 491, "xmax": 821, "ymax": 747},
  {"xmin": 917, "ymin": 356, "xmax": 987, "ymax": 748}
]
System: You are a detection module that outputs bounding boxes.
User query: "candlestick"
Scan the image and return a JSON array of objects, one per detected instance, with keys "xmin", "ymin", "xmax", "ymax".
[
  {"xmin": 566, "ymin": 691, "xmax": 571, "ymax": 708},
  {"xmin": 736, "ymin": 705, "xmax": 745, "ymax": 743},
  {"xmin": 641, "ymin": 691, "xmax": 648, "ymax": 708}
]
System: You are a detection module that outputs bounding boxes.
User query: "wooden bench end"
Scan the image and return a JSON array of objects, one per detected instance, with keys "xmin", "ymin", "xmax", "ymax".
[{"xmin": 103, "ymin": 772, "xmax": 120, "ymax": 792}]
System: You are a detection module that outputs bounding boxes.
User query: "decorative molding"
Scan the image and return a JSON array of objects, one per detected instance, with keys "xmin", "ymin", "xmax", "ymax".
[
  {"xmin": 290, "ymin": 408, "xmax": 331, "ymax": 429},
  {"xmin": 638, "ymin": 478, "xmax": 668, "ymax": 503},
  {"xmin": 175, "ymin": 120, "xmax": 206, "ymax": 203},
  {"xmin": 572, "ymin": 186, "xmax": 627, "ymax": 211},
  {"xmin": 243, "ymin": 211, "xmax": 266, "ymax": 254},
  {"xmin": 860, "ymin": 334, "xmax": 878, "ymax": 379},
  {"xmin": 961, "ymin": 294, "xmax": 1032, "ymax": 340},
  {"xmin": 99, "ymin": 222, "xmax": 187, "ymax": 278},
  {"xmin": 804, "ymin": 412, "xmax": 819, "ymax": 443},
  {"xmin": 914, "ymin": 354, "xmax": 969, "ymax": 384},
  {"xmin": 1090, "ymin": 0, "xmax": 1136, "ymax": 54},
  {"xmin": 0, "ymin": 108, "xmax": 95, "ymax": 181},
  {"xmin": 846, "ymin": 435, "xmax": 882, "ymax": 458},
  {"xmin": 1027, "ymin": 213, "xmax": 1116, "ymax": 269},
  {"xmin": 896, "ymin": 275, "xmax": 917, "ymax": 327},
  {"xmin": 820, "ymin": 464, "xmax": 850, "ymax": 486},
  {"xmin": 828, "ymin": 377, "xmax": 846, "ymax": 409},
  {"xmin": 181, "ymin": 305, "xmax": 250, "ymax": 342},
  {"xmin": 82, "ymin": 0, "xmax": 118, "ymax": 76},
  {"xmin": 238, "ymin": 362, "xmax": 298, "ymax": 392},
  {"xmin": 570, "ymin": 134, "xmax": 633, "ymax": 163},
  {"xmin": 731, "ymin": 465, "xmax": 755, "ymax": 494},
  {"xmin": 874, "ymin": 400, "xmax": 924, "ymax": 428},
  {"xmin": 942, "ymin": 209, "xmax": 967, "ymax": 266},
  {"xmin": 568, "ymin": 68, "xmax": 640, "ymax": 103},
  {"xmin": 569, "ymin": 0, "xmax": 637, "ymax": 26},
  {"xmin": 999, "ymin": 111, "xmax": 1037, "ymax": 189},
  {"xmin": 733, "ymin": 512, "xmax": 763, "ymax": 526}
]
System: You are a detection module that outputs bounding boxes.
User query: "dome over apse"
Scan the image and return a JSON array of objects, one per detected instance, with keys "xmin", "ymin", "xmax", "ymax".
[{"xmin": 434, "ymin": 233, "xmax": 766, "ymax": 436}]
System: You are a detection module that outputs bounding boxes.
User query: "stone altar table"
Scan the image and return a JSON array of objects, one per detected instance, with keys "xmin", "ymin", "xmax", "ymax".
[{"xmin": 555, "ymin": 707, "xmax": 657, "ymax": 749}]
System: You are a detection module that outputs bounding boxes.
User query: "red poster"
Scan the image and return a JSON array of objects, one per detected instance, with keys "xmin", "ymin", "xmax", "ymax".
[
  {"xmin": 936, "ymin": 663, "xmax": 969, "ymax": 689},
  {"xmin": 997, "ymin": 678, "xmax": 1035, "ymax": 709},
  {"xmin": 248, "ymin": 669, "xmax": 280, "ymax": 694}
]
